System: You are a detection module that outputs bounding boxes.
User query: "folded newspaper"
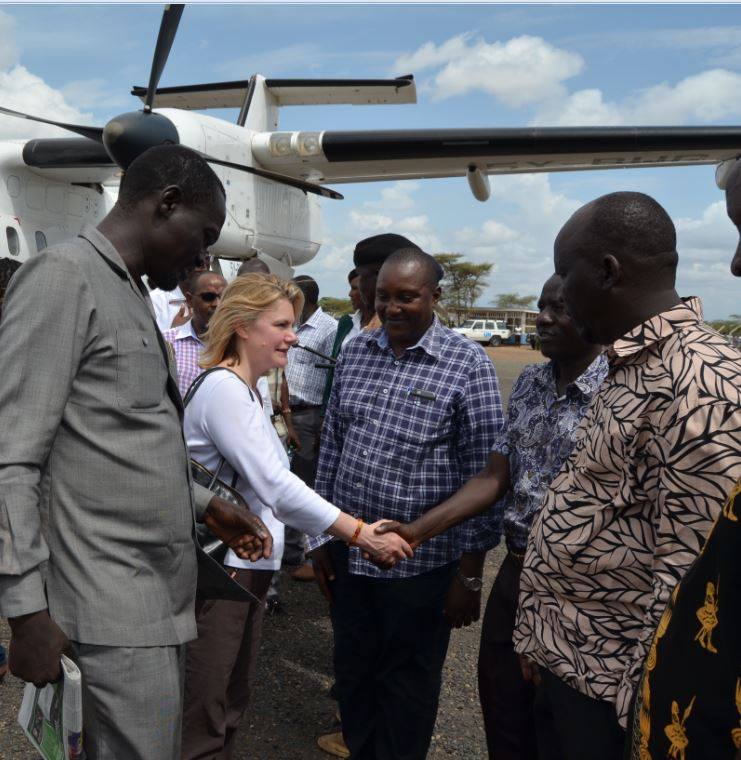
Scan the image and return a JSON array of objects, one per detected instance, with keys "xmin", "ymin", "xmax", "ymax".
[{"xmin": 17, "ymin": 654, "xmax": 84, "ymax": 760}]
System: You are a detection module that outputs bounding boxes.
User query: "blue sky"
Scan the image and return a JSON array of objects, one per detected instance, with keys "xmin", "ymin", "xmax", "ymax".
[{"xmin": 1, "ymin": 3, "xmax": 740, "ymax": 318}]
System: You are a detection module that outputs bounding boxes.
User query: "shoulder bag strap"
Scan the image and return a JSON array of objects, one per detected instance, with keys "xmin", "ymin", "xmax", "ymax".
[{"xmin": 183, "ymin": 366, "xmax": 254, "ymax": 490}]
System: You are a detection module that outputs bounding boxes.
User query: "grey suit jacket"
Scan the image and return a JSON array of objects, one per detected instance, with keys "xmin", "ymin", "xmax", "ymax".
[{"xmin": 0, "ymin": 226, "xmax": 211, "ymax": 646}]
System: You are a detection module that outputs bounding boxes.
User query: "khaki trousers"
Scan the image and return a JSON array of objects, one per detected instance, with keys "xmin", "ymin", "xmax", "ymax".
[{"xmin": 181, "ymin": 568, "xmax": 273, "ymax": 760}]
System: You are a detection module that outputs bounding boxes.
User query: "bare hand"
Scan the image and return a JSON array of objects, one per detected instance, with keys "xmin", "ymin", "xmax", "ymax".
[
  {"xmin": 373, "ymin": 519, "xmax": 421, "ymax": 550},
  {"xmin": 170, "ymin": 303, "xmax": 191, "ymax": 328},
  {"xmin": 358, "ymin": 520, "xmax": 413, "ymax": 569},
  {"xmin": 285, "ymin": 424, "xmax": 301, "ymax": 452},
  {"xmin": 518, "ymin": 654, "xmax": 541, "ymax": 686},
  {"xmin": 443, "ymin": 574, "xmax": 481, "ymax": 628},
  {"xmin": 308, "ymin": 544, "xmax": 334, "ymax": 604},
  {"xmin": 8, "ymin": 610, "xmax": 70, "ymax": 687},
  {"xmin": 204, "ymin": 495, "xmax": 273, "ymax": 562}
]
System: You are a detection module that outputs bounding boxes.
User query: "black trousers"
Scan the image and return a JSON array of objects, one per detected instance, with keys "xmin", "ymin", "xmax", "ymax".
[
  {"xmin": 535, "ymin": 667, "xmax": 626, "ymax": 760},
  {"xmin": 478, "ymin": 553, "xmax": 537, "ymax": 760},
  {"xmin": 328, "ymin": 542, "xmax": 456, "ymax": 760}
]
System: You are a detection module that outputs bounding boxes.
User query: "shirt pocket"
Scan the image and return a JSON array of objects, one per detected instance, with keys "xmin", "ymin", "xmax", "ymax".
[
  {"xmin": 115, "ymin": 328, "xmax": 167, "ymax": 410},
  {"xmin": 395, "ymin": 394, "xmax": 454, "ymax": 447}
]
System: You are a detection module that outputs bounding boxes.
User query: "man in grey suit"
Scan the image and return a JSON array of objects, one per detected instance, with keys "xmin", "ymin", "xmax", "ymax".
[{"xmin": 0, "ymin": 145, "xmax": 272, "ymax": 759}]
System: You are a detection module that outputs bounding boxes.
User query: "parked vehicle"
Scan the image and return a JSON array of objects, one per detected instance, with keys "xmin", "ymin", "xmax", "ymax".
[{"xmin": 452, "ymin": 318, "xmax": 512, "ymax": 346}]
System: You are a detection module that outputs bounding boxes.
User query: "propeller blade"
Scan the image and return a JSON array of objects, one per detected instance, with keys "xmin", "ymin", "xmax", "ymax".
[
  {"xmin": 144, "ymin": 3, "xmax": 185, "ymax": 112},
  {"xmin": 0, "ymin": 105, "xmax": 104, "ymax": 143},
  {"xmin": 199, "ymin": 152, "xmax": 344, "ymax": 200}
]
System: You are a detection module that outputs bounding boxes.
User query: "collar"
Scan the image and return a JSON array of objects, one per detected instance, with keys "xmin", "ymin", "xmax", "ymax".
[
  {"xmin": 79, "ymin": 224, "xmax": 130, "ymax": 280},
  {"xmin": 538, "ymin": 352, "xmax": 608, "ymax": 399},
  {"xmin": 171, "ymin": 320, "xmax": 203, "ymax": 344},
  {"xmin": 369, "ymin": 315, "xmax": 442, "ymax": 360},
  {"xmin": 609, "ymin": 297, "xmax": 703, "ymax": 359},
  {"xmin": 299, "ymin": 306, "xmax": 326, "ymax": 330}
]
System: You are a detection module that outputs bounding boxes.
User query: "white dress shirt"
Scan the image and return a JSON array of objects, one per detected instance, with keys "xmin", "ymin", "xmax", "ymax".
[
  {"xmin": 340, "ymin": 310, "xmax": 363, "ymax": 349},
  {"xmin": 149, "ymin": 285, "xmax": 186, "ymax": 332},
  {"xmin": 184, "ymin": 370, "xmax": 340, "ymax": 570}
]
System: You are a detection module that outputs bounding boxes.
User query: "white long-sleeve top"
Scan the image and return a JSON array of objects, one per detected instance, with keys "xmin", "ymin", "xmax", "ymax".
[{"xmin": 184, "ymin": 370, "xmax": 340, "ymax": 570}]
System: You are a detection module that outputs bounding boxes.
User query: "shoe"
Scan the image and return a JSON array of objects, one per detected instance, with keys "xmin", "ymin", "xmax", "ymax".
[
  {"xmin": 265, "ymin": 597, "xmax": 284, "ymax": 615},
  {"xmin": 289, "ymin": 562, "xmax": 315, "ymax": 582},
  {"xmin": 317, "ymin": 731, "xmax": 350, "ymax": 758}
]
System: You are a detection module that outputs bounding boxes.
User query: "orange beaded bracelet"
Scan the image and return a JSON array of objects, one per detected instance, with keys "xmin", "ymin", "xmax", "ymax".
[{"xmin": 348, "ymin": 518, "xmax": 364, "ymax": 547}]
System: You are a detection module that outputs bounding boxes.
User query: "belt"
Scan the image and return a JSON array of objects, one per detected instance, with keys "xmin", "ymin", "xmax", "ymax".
[{"xmin": 290, "ymin": 403, "xmax": 322, "ymax": 414}]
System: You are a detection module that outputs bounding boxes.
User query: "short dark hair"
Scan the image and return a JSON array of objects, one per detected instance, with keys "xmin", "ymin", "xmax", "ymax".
[
  {"xmin": 238, "ymin": 257, "xmax": 270, "ymax": 276},
  {"xmin": 585, "ymin": 191, "xmax": 678, "ymax": 276},
  {"xmin": 118, "ymin": 145, "xmax": 225, "ymax": 213},
  {"xmin": 188, "ymin": 270, "xmax": 225, "ymax": 293},
  {"xmin": 381, "ymin": 247, "xmax": 442, "ymax": 288},
  {"xmin": 293, "ymin": 274, "xmax": 319, "ymax": 305},
  {"xmin": 348, "ymin": 268, "xmax": 359, "ymax": 283}
]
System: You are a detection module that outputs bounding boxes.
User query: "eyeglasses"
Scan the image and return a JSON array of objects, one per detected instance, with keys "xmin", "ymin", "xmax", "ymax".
[{"xmin": 196, "ymin": 292, "xmax": 221, "ymax": 303}]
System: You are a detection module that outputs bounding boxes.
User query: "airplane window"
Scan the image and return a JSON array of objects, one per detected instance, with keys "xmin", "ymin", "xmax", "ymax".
[
  {"xmin": 6, "ymin": 227, "xmax": 20, "ymax": 256},
  {"xmin": 35, "ymin": 231, "xmax": 47, "ymax": 252}
]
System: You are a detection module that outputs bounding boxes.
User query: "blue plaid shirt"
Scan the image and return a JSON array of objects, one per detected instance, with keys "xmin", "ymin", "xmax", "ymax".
[
  {"xmin": 309, "ymin": 316, "xmax": 504, "ymax": 578},
  {"xmin": 464, "ymin": 354, "xmax": 609, "ymax": 554}
]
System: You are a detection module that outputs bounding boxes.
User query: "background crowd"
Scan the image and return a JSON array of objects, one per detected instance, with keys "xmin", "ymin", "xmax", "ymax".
[{"xmin": 0, "ymin": 144, "xmax": 739, "ymax": 760}]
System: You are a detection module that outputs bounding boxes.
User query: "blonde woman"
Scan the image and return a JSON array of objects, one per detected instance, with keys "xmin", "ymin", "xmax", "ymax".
[{"xmin": 181, "ymin": 273, "xmax": 412, "ymax": 759}]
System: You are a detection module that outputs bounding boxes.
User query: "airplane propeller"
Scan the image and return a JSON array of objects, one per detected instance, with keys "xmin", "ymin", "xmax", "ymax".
[{"xmin": 0, "ymin": 3, "xmax": 342, "ymax": 199}]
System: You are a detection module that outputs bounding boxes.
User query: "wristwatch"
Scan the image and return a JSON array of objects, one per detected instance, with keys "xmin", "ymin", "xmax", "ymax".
[{"xmin": 457, "ymin": 572, "xmax": 483, "ymax": 593}]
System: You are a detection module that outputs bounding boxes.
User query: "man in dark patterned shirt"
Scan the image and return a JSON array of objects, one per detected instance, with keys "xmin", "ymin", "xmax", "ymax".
[
  {"xmin": 625, "ymin": 162, "xmax": 741, "ymax": 760},
  {"xmin": 514, "ymin": 192, "xmax": 741, "ymax": 760},
  {"xmin": 309, "ymin": 248, "xmax": 503, "ymax": 760},
  {"xmin": 379, "ymin": 273, "xmax": 607, "ymax": 759}
]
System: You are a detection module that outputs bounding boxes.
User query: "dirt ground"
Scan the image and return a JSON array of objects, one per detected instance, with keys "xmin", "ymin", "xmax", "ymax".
[{"xmin": 0, "ymin": 344, "xmax": 544, "ymax": 759}]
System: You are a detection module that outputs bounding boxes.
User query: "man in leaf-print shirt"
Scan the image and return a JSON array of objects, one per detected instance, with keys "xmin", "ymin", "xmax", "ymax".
[
  {"xmin": 513, "ymin": 191, "xmax": 741, "ymax": 759},
  {"xmin": 625, "ymin": 163, "xmax": 741, "ymax": 760}
]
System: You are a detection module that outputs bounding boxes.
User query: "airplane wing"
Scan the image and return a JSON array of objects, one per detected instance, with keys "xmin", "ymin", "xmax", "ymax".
[{"xmin": 251, "ymin": 126, "xmax": 741, "ymax": 185}]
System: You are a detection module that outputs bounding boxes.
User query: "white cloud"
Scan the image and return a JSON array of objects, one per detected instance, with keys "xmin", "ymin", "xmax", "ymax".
[
  {"xmin": 365, "ymin": 181, "xmax": 419, "ymax": 212},
  {"xmin": 394, "ymin": 33, "xmax": 474, "ymax": 73},
  {"xmin": 0, "ymin": 65, "xmax": 94, "ymax": 139},
  {"xmin": 349, "ymin": 210, "xmax": 393, "ymax": 232},
  {"xmin": 394, "ymin": 34, "xmax": 584, "ymax": 106},
  {"xmin": 533, "ymin": 69, "xmax": 741, "ymax": 126},
  {"xmin": 395, "ymin": 214, "xmax": 441, "ymax": 251},
  {"xmin": 0, "ymin": 11, "xmax": 96, "ymax": 139}
]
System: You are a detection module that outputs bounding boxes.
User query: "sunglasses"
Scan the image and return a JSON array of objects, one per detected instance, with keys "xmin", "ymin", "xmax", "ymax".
[{"xmin": 196, "ymin": 292, "xmax": 221, "ymax": 303}]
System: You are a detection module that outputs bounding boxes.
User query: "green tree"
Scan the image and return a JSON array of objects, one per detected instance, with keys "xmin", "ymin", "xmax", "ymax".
[
  {"xmin": 493, "ymin": 293, "xmax": 537, "ymax": 309},
  {"xmin": 434, "ymin": 253, "xmax": 493, "ymax": 323},
  {"xmin": 319, "ymin": 296, "xmax": 353, "ymax": 317}
]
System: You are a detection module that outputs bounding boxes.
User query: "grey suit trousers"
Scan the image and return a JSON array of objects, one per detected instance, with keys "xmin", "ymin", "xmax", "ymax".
[{"xmin": 70, "ymin": 642, "xmax": 184, "ymax": 760}]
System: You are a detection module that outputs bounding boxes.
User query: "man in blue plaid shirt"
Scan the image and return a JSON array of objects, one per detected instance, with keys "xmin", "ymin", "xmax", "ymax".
[{"xmin": 309, "ymin": 247, "xmax": 503, "ymax": 760}]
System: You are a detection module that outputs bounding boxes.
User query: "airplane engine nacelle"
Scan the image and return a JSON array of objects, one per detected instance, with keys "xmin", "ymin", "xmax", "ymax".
[{"xmin": 162, "ymin": 109, "xmax": 323, "ymax": 271}]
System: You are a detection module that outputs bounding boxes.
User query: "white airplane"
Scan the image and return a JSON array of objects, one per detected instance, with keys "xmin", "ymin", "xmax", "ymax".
[{"xmin": 1, "ymin": 4, "xmax": 740, "ymax": 279}]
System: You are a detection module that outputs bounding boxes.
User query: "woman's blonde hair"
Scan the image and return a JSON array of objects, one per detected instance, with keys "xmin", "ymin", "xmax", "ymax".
[{"xmin": 199, "ymin": 273, "xmax": 304, "ymax": 368}]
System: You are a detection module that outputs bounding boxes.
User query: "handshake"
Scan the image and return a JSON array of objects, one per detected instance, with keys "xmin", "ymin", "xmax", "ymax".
[
  {"xmin": 310, "ymin": 519, "xmax": 422, "ymax": 603},
  {"xmin": 358, "ymin": 519, "xmax": 421, "ymax": 569}
]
